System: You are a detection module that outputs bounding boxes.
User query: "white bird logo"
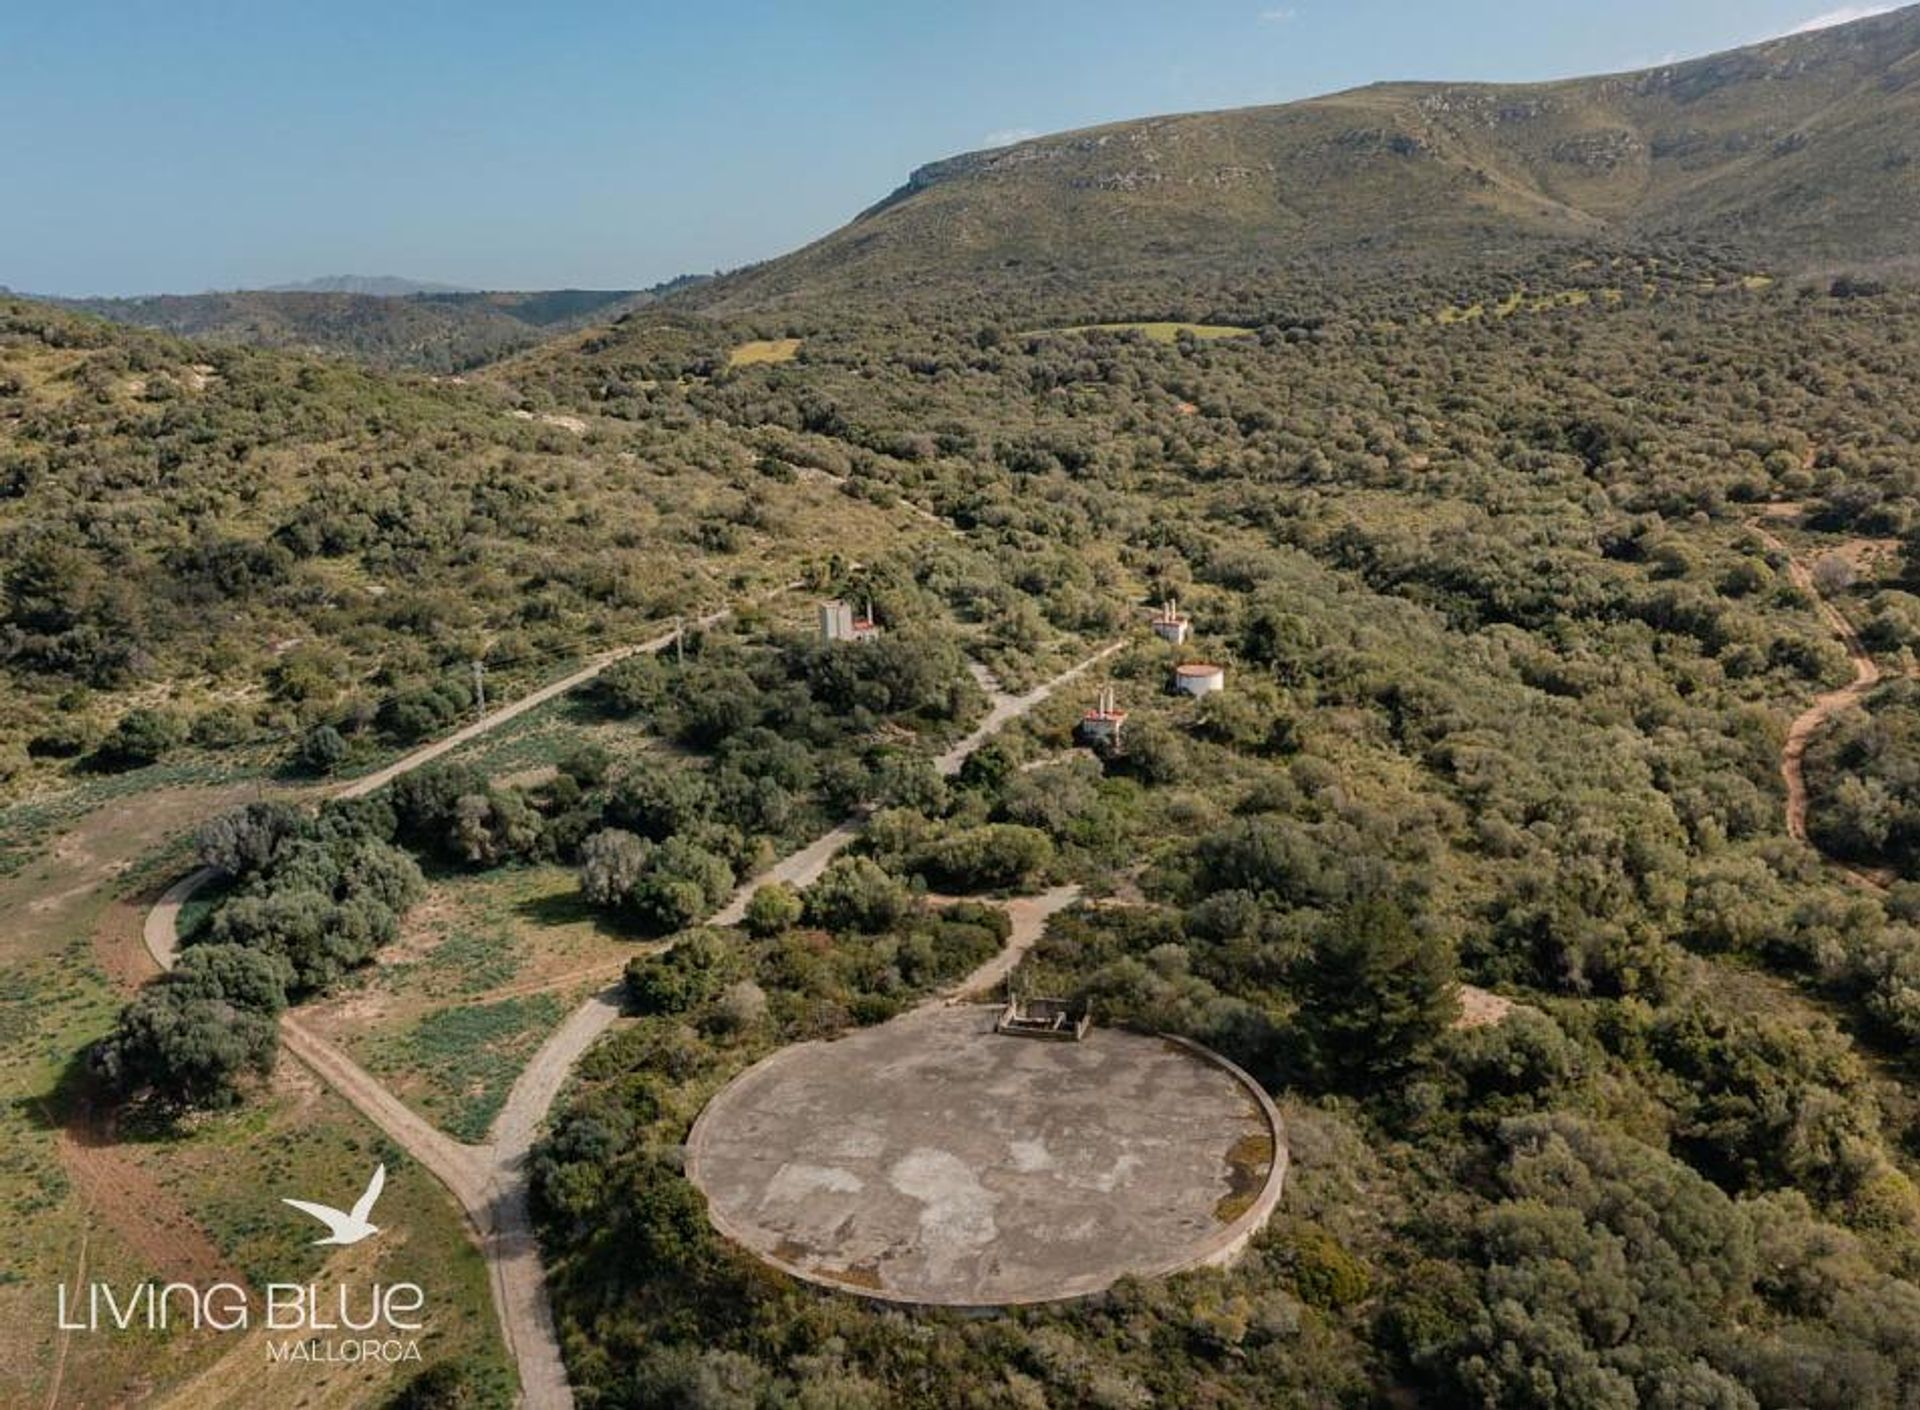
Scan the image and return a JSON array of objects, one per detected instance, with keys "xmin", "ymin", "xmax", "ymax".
[{"xmin": 281, "ymin": 1163, "xmax": 387, "ymax": 1246}]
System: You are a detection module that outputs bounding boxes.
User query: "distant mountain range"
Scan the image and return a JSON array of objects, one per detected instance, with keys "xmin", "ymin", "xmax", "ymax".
[
  {"xmin": 262, "ymin": 275, "xmax": 476, "ymax": 296},
  {"xmin": 30, "ymin": 6, "xmax": 1920, "ymax": 355},
  {"xmin": 53, "ymin": 277, "xmax": 708, "ymax": 372}
]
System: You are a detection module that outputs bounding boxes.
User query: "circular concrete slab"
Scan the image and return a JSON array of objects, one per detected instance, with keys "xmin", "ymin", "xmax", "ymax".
[{"xmin": 685, "ymin": 1005, "xmax": 1285, "ymax": 1305}]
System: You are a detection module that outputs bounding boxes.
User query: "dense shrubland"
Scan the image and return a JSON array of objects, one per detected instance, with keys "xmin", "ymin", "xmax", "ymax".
[
  {"xmin": 1805, "ymin": 678, "xmax": 1920, "ymax": 875},
  {"xmin": 42, "ymin": 240, "xmax": 1920, "ymax": 1403},
  {"xmin": 0, "ymin": 298, "xmax": 911, "ymax": 801},
  {"xmin": 95, "ymin": 798, "xmax": 424, "ymax": 1105},
  {"xmin": 504, "ymin": 250, "xmax": 1920, "ymax": 1406}
]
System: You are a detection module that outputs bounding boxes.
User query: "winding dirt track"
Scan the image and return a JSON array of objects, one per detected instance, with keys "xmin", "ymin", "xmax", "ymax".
[
  {"xmin": 938, "ymin": 885, "xmax": 1083, "ymax": 1003},
  {"xmin": 1753, "ymin": 523, "xmax": 1910, "ymax": 890},
  {"xmin": 144, "ymin": 631, "xmax": 1120, "ymax": 1409}
]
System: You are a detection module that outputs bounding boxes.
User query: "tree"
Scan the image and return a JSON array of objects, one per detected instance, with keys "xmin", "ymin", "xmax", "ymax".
[
  {"xmin": 93, "ymin": 945, "xmax": 290, "ymax": 1107},
  {"xmin": 606, "ymin": 765, "xmax": 713, "ymax": 843},
  {"xmin": 743, "ymin": 881, "xmax": 803, "ymax": 938},
  {"xmin": 915, "ymin": 823, "xmax": 1055, "ymax": 890},
  {"xmin": 625, "ymin": 929, "xmax": 734, "ymax": 1014},
  {"xmin": 596, "ymin": 654, "xmax": 669, "ymax": 717},
  {"xmin": 298, "ymin": 723, "xmax": 348, "ymax": 774},
  {"xmin": 168, "ymin": 943, "xmax": 294, "ymax": 1014},
  {"xmin": 582, "ymin": 829, "xmax": 734, "ymax": 929},
  {"xmin": 634, "ymin": 838, "xmax": 735, "ymax": 929},
  {"xmin": 1298, "ymin": 899, "xmax": 1457, "ymax": 1087},
  {"xmin": 198, "ymin": 801, "xmax": 307, "ymax": 877},
  {"xmin": 95, "ymin": 707, "xmax": 185, "ymax": 769},
  {"xmin": 581, "ymin": 829, "xmax": 650, "ymax": 909},
  {"xmin": 451, "ymin": 788, "xmax": 540, "ymax": 866},
  {"xmin": 804, "ymin": 857, "xmax": 912, "ymax": 933},
  {"xmin": 710, "ymin": 980, "xmax": 768, "ymax": 1034}
]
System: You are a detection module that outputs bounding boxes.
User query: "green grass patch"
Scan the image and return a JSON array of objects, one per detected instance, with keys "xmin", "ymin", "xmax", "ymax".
[
  {"xmin": 362, "ymin": 994, "xmax": 569, "ymax": 1142},
  {"xmin": 174, "ymin": 875, "xmax": 235, "ymax": 943},
  {"xmin": 407, "ymin": 919, "xmax": 525, "ymax": 996}
]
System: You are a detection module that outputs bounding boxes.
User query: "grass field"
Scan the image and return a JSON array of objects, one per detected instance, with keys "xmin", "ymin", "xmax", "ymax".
[
  {"xmin": 728, "ymin": 337, "xmax": 802, "ymax": 366},
  {"xmin": 358, "ymin": 994, "xmax": 572, "ymax": 1141},
  {"xmin": 305, "ymin": 864, "xmax": 644, "ymax": 1142},
  {"xmin": 0, "ymin": 784, "xmax": 509, "ymax": 1407}
]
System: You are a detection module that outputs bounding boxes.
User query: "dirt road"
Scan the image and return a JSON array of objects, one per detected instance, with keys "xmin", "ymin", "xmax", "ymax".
[
  {"xmin": 144, "ymin": 634, "xmax": 1121, "ymax": 1408},
  {"xmin": 1753, "ymin": 522, "xmax": 1911, "ymax": 891},
  {"xmin": 937, "ymin": 645, "xmax": 1124, "ymax": 776},
  {"xmin": 1753, "ymin": 526, "xmax": 1883, "ymax": 844},
  {"xmin": 940, "ymin": 885, "xmax": 1082, "ymax": 1002},
  {"xmin": 138, "ymin": 611, "xmax": 738, "ymax": 1407},
  {"xmin": 141, "ymin": 615, "xmax": 727, "ymax": 974}
]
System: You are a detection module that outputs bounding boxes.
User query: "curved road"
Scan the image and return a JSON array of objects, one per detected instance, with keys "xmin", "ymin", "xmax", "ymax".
[
  {"xmin": 144, "ymin": 634, "xmax": 1121, "ymax": 1408},
  {"xmin": 1753, "ymin": 522, "xmax": 1909, "ymax": 891}
]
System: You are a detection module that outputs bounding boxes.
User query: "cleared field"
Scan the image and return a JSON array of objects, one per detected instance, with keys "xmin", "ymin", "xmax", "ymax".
[
  {"xmin": 728, "ymin": 336, "xmax": 802, "ymax": 366},
  {"xmin": 302, "ymin": 864, "xmax": 644, "ymax": 1141},
  {"xmin": 1029, "ymin": 321, "xmax": 1255, "ymax": 343},
  {"xmin": 0, "ymin": 785, "xmax": 507, "ymax": 1407}
]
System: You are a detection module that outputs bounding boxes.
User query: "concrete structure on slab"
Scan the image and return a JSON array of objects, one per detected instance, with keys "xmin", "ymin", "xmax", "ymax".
[
  {"xmin": 821, "ymin": 598, "xmax": 881, "ymax": 644},
  {"xmin": 1077, "ymin": 683, "xmax": 1128, "ymax": 749},
  {"xmin": 995, "ymin": 990, "xmax": 1092, "ymax": 1041},
  {"xmin": 1150, "ymin": 598, "xmax": 1192, "ymax": 645},
  {"xmin": 684, "ymin": 1004, "xmax": 1286, "ymax": 1306}
]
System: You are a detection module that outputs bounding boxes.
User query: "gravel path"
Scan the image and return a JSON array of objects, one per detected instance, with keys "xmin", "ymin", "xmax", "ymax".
[
  {"xmin": 143, "ymin": 629, "xmax": 1119, "ymax": 1408},
  {"xmin": 936, "ymin": 645, "xmax": 1124, "ymax": 776}
]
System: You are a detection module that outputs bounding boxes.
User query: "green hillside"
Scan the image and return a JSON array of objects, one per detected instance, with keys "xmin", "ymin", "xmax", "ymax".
[
  {"xmin": 691, "ymin": 5, "xmax": 1920, "ymax": 311},
  {"xmin": 17, "ymin": 9, "xmax": 1920, "ymax": 1409},
  {"xmin": 54, "ymin": 287, "xmax": 667, "ymax": 372}
]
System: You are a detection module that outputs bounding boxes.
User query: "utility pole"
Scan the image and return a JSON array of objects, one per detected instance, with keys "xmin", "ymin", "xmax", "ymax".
[
  {"xmin": 674, "ymin": 616, "xmax": 685, "ymax": 665},
  {"xmin": 472, "ymin": 659, "xmax": 487, "ymax": 718}
]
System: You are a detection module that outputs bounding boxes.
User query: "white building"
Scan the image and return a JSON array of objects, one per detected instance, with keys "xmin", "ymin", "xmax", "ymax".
[
  {"xmin": 1150, "ymin": 598, "xmax": 1192, "ymax": 645},
  {"xmin": 1078, "ymin": 683, "xmax": 1129, "ymax": 746},
  {"xmin": 820, "ymin": 599, "xmax": 881, "ymax": 644},
  {"xmin": 1173, "ymin": 662, "xmax": 1226, "ymax": 698}
]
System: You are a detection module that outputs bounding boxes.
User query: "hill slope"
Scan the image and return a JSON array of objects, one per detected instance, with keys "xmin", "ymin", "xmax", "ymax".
[
  {"xmin": 693, "ymin": 5, "xmax": 1920, "ymax": 310},
  {"xmin": 264, "ymin": 274, "xmax": 475, "ymax": 295},
  {"xmin": 54, "ymin": 287, "xmax": 676, "ymax": 372}
]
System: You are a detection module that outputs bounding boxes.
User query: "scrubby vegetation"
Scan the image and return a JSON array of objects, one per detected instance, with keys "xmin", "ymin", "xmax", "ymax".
[
  {"xmin": 494, "ymin": 245, "xmax": 1920, "ymax": 1407},
  {"xmin": 28, "ymin": 14, "xmax": 1920, "ymax": 1398},
  {"xmin": 59, "ymin": 241, "xmax": 1920, "ymax": 1400},
  {"xmin": 1806, "ymin": 678, "xmax": 1920, "ymax": 876},
  {"xmin": 0, "ymin": 297, "xmax": 915, "ymax": 809}
]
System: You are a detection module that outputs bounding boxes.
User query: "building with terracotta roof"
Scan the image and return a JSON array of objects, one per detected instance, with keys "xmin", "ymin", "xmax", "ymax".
[{"xmin": 820, "ymin": 598, "xmax": 881, "ymax": 644}]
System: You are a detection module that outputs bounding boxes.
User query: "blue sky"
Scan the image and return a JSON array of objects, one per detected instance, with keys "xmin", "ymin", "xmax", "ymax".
[{"xmin": 0, "ymin": 0, "xmax": 1902, "ymax": 295}]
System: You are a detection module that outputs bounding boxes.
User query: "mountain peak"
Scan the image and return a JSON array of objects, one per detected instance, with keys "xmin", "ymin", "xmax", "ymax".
[{"xmin": 694, "ymin": 2, "xmax": 1920, "ymax": 312}]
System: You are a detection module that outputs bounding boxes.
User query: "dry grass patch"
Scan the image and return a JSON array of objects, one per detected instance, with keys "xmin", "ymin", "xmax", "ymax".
[{"xmin": 728, "ymin": 337, "xmax": 802, "ymax": 366}]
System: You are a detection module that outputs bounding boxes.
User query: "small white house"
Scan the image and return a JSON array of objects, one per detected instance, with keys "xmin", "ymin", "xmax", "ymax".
[
  {"xmin": 1150, "ymin": 598, "xmax": 1192, "ymax": 645},
  {"xmin": 820, "ymin": 599, "xmax": 881, "ymax": 645},
  {"xmin": 1173, "ymin": 662, "xmax": 1226, "ymax": 698},
  {"xmin": 1078, "ymin": 683, "xmax": 1129, "ymax": 746}
]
